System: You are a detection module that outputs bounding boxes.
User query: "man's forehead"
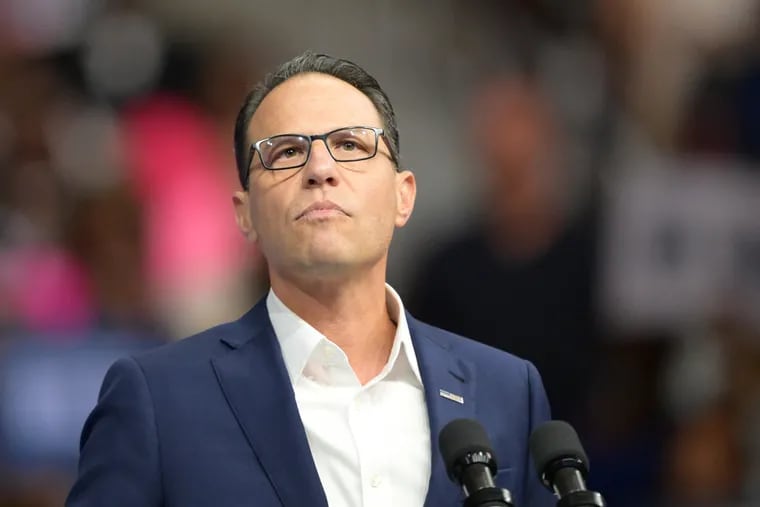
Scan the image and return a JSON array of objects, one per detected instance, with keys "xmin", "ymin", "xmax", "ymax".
[{"xmin": 248, "ymin": 73, "xmax": 383, "ymax": 140}]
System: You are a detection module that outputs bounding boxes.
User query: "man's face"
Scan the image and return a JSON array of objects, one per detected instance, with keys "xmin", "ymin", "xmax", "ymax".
[{"xmin": 233, "ymin": 73, "xmax": 415, "ymax": 280}]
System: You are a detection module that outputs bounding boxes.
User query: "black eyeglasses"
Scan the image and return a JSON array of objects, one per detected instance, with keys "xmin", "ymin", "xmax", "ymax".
[{"xmin": 247, "ymin": 126, "xmax": 387, "ymax": 171}]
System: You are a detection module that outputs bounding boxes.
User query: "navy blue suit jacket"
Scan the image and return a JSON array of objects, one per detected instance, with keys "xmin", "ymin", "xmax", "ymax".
[{"xmin": 67, "ymin": 298, "xmax": 555, "ymax": 507}]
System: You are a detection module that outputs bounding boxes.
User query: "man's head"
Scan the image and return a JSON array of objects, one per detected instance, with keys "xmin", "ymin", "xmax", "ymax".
[
  {"xmin": 232, "ymin": 52, "xmax": 415, "ymax": 283},
  {"xmin": 234, "ymin": 52, "xmax": 400, "ymax": 190}
]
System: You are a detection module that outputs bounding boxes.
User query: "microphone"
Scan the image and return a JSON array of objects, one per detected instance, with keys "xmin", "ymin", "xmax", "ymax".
[
  {"xmin": 439, "ymin": 418, "xmax": 514, "ymax": 507},
  {"xmin": 528, "ymin": 421, "xmax": 605, "ymax": 507}
]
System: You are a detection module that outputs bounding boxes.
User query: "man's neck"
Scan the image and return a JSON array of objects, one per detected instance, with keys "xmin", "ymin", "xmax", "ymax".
[{"xmin": 269, "ymin": 268, "xmax": 397, "ymax": 385}]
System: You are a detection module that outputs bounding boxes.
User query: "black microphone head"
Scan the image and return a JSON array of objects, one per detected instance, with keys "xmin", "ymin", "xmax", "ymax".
[
  {"xmin": 529, "ymin": 420, "xmax": 589, "ymax": 482},
  {"xmin": 439, "ymin": 418, "xmax": 497, "ymax": 481}
]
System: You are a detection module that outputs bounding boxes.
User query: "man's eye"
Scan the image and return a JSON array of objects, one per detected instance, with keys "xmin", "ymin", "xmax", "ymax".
[
  {"xmin": 333, "ymin": 138, "xmax": 368, "ymax": 153},
  {"xmin": 275, "ymin": 146, "xmax": 301, "ymax": 159}
]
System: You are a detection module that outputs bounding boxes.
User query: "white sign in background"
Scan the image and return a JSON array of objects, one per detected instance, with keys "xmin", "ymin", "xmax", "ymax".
[{"xmin": 600, "ymin": 161, "xmax": 760, "ymax": 333}]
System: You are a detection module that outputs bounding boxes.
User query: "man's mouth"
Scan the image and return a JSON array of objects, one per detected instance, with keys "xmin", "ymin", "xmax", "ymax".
[{"xmin": 296, "ymin": 200, "xmax": 349, "ymax": 220}]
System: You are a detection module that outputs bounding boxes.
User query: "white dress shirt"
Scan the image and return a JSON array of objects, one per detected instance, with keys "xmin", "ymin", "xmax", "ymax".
[{"xmin": 267, "ymin": 284, "xmax": 431, "ymax": 507}]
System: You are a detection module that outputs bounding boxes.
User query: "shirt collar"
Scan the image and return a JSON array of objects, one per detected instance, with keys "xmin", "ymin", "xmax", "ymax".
[{"xmin": 266, "ymin": 284, "xmax": 422, "ymax": 387}]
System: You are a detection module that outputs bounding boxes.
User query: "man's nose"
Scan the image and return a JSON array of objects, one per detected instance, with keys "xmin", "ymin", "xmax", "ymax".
[{"xmin": 302, "ymin": 139, "xmax": 339, "ymax": 187}]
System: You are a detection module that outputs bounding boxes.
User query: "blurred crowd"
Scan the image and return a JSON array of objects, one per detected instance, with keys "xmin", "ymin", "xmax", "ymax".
[{"xmin": 1, "ymin": 0, "xmax": 759, "ymax": 506}]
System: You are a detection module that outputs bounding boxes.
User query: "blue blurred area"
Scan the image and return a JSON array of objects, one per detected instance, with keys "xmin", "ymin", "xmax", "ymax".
[{"xmin": 0, "ymin": 332, "xmax": 163, "ymax": 473}]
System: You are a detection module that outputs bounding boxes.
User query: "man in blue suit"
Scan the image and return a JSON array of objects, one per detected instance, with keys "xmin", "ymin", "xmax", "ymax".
[{"xmin": 67, "ymin": 52, "xmax": 555, "ymax": 507}]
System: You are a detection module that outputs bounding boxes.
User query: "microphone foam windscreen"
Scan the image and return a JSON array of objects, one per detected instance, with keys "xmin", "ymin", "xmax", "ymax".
[
  {"xmin": 528, "ymin": 420, "xmax": 589, "ymax": 476},
  {"xmin": 438, "ymin": 418, "xmax": 495, "ymax": 479}
]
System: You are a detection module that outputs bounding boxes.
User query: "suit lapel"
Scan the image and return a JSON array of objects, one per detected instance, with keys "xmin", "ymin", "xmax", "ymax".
[
  {"xmin": 408, "ymin": 314, "xmax": 477, "ymax": 507},
  {"xmin": 211, "ymin": 300, "xmax": 328, "ymax": 507}
]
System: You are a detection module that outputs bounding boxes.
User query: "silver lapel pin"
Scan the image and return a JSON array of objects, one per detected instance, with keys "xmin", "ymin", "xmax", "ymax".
[{"xmin": 439, "ymin": 389, "xmax": 464, "ymax": 404}]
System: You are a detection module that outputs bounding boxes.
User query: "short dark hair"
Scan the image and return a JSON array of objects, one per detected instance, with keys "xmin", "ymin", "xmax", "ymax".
[{"xmin": 233, "ymin": 51, "xmax": 401, "ymax": 189}]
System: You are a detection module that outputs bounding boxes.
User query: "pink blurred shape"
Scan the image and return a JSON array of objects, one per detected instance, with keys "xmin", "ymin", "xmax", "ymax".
[
  {"xmin": 0, "ymin": 246, "xmax": 94, "ymax": 333},
  {"xmin": 121, "ymin": 93, "xmax": 250, "ymax": 294}
]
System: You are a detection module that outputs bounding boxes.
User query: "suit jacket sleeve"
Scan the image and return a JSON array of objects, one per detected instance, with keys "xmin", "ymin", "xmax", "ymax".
[
  {"xmin": 524, "ymin": 360, "xmax": 556, "ymax": 507},
  {"xmin": 66, "ymin": 356, "xmax": 162, "ymax": 507}
]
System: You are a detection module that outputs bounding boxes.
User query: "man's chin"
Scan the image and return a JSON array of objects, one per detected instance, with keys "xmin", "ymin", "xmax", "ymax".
[
  {"xmin": 293, "ymin": 252, "xmax": 376, "ymax": 278},
  {"xmin": 300, "ymin": 256, "xmax": 353, "ymax": 275}
]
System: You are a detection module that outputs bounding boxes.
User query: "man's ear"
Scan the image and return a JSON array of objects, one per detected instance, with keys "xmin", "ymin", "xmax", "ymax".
[
  {"xmin": 394, "ymin": 169, "xmax": 416, "ymax": 227},
  {"xmin": 232, "ymin": 191, "xmax": 258, "ymax": 243}
]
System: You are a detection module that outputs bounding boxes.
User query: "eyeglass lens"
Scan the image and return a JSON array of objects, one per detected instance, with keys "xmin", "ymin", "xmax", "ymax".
[{"xmin": 259, "ymin": 127, "xmax": 378, "ymax": 169}]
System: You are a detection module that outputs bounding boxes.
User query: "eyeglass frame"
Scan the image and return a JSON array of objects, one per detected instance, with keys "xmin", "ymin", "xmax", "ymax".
[{"xmin": 245, "ymin": 125, "xmax": 392, "ymax": 174}]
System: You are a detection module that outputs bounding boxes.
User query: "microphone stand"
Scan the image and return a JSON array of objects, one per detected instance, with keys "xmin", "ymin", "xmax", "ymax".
[
  {"xmin": 463, "ymin": 487, "xmax": 514, "ymax": 507},
  {"xmin": 555, "ymin": 491, "xmax": 605, "ymax": 507},
  {"xmin": 550, "ymin": 464, "xmax": 605, "ymax": 507}
]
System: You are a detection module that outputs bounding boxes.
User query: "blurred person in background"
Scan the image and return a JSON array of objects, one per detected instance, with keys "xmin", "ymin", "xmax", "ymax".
[
  {"xmin": 119, "ymin": 33, "xmax": 267, "ymax": 339},
  {"xmin": 0, "ymin": 5, "xmax": 264, "ymax": 504},
  {"xmin": 64, "ymin": 185, "xmax": 151, "ymax": 330},
  {"xmin": 587, "ymin": 1, "xmax": 760, "ymax": 505},
  {"xmin": 408, "ymin": 74, "xmax": 600, "ymax": 433},
  {"xmin": 0, "ymin": 1, "xmax": 263, "ymax": 338},
  {"xmin": 0, "ymin": 56, "xmax": 96, "ymax": 334},
  {"xmin": 652, "ymin": 315, "xmax": 760, "ymax": 507},
  {"xmin": 657, "ymin": 36, "xmax": 760, "ymax": 504},
  {"xmin": 67, "ymin": 51, "xmax": 555, "ymax": 507}
]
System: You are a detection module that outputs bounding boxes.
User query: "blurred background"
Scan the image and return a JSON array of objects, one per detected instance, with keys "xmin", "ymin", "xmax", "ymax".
[{"xmin": 1, "ymin": 0, "xmax": 759, "ymax": 505}]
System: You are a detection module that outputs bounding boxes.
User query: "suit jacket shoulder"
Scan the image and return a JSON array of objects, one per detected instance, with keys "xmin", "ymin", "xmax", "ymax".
[
  {"xmin": 408, "ymin": 314, "xmax": 547, "ymax": 399},
  {"xmin": 406, "ymin": 313, "xmax": 554, "ymax": 507}
]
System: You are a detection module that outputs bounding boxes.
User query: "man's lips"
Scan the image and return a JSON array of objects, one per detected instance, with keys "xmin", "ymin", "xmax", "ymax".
[{"xmin": 296, "ymin": 200, "xmax": 349, "ymax": 220}]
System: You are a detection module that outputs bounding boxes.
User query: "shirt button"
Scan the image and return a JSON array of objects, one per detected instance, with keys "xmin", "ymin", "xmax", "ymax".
[{"xmin": 370, "ymin": 475, "xmax": 383, "ymax": 488}]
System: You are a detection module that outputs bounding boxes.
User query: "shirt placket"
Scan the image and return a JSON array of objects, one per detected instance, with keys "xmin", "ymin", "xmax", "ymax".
[{"xmin": 349, "ymin": 386, "xmax": 392, "ymax": 507}]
